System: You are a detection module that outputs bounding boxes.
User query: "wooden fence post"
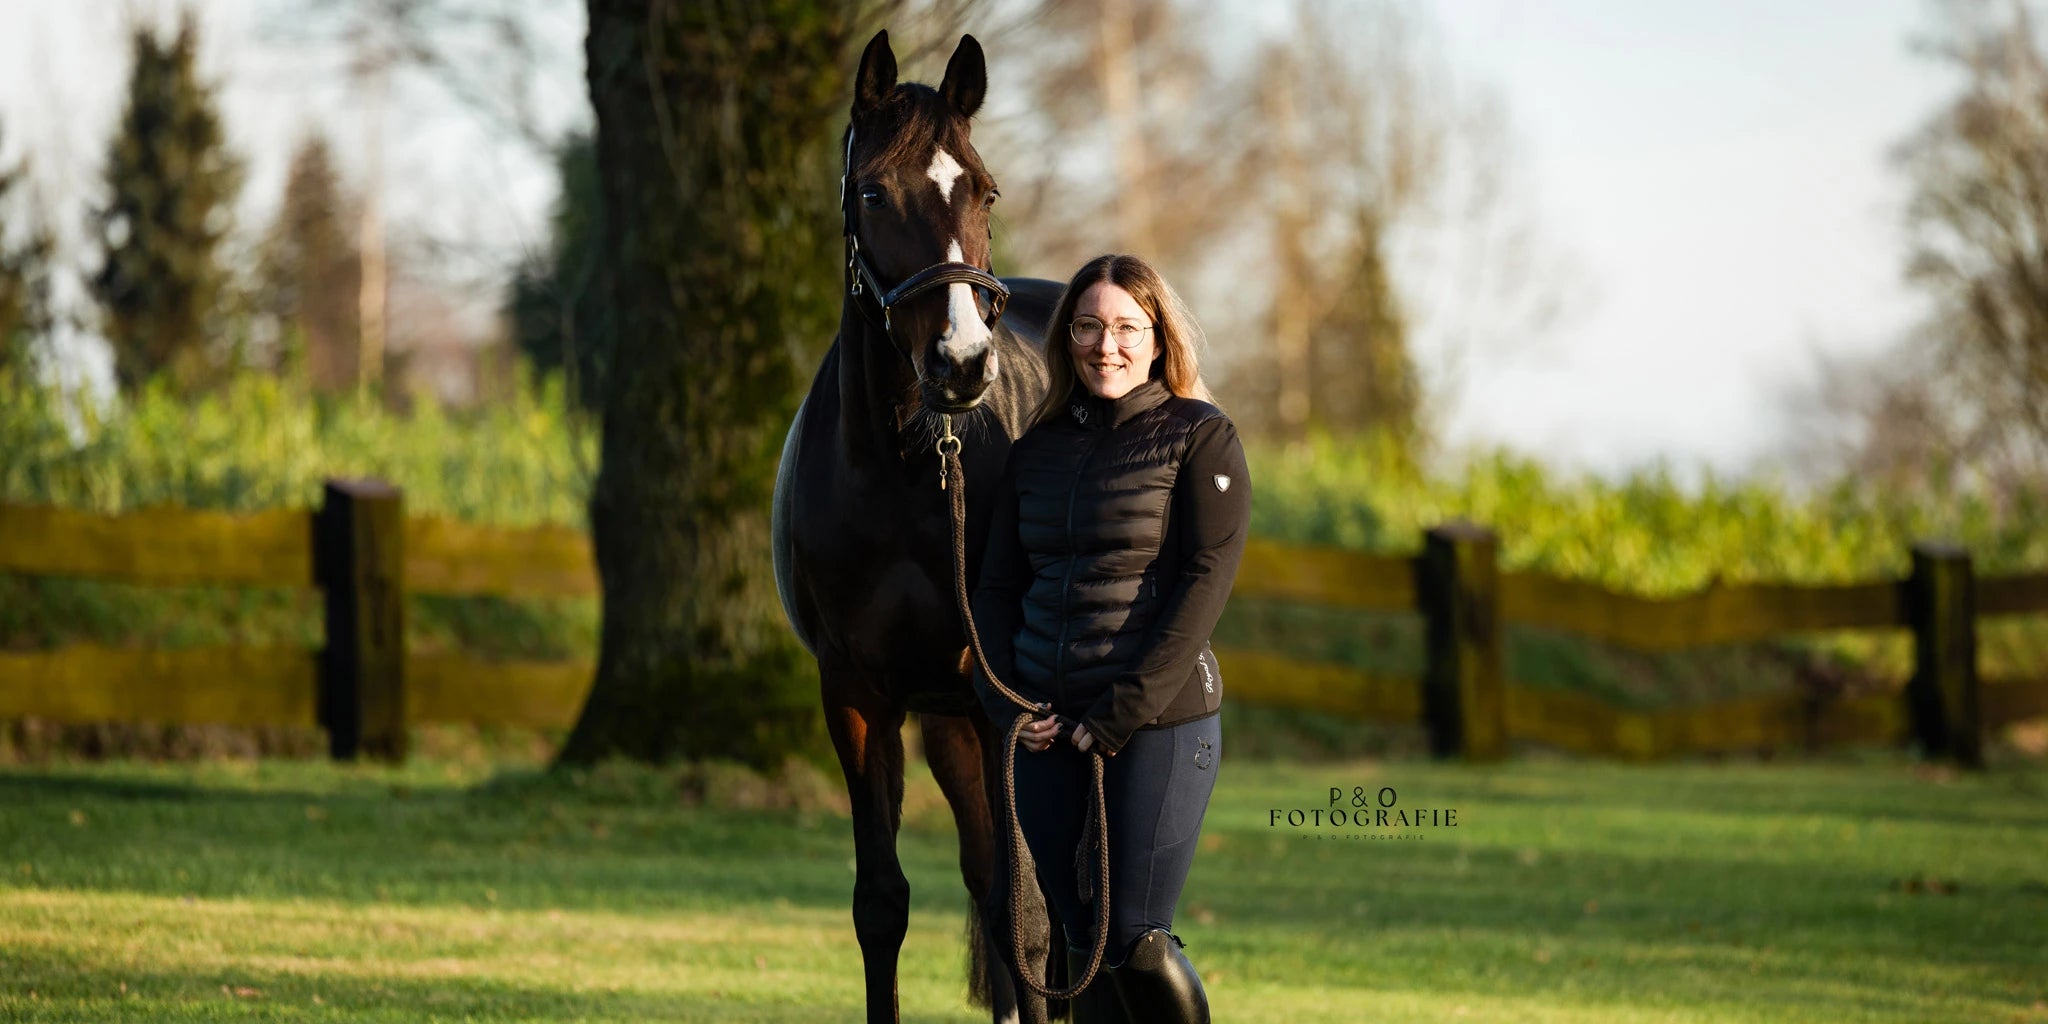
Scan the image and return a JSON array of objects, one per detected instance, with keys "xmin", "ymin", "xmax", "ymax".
[
  {"xmin": 316, "ymin": 479, "xmax": 406, "ymax": 762},
  {"xmin": 1905, "ymin": 540, "xmax": 1981, "ymax": 769},
  {"xmin": 1419, "ymin": 521, "xmax": 1506, "ymax": 761}
]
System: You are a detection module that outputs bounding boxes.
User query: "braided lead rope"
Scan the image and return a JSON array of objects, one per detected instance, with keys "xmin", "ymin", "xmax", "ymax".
[{"xmin": 938, "ymin": 417, "xmax": 1113, "ymax": 1000}]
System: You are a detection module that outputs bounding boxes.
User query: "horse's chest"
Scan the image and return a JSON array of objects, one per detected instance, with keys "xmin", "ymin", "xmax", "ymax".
[{"xmin": 790, "ymin": 491, "xmax": 956, "ymax": 665}]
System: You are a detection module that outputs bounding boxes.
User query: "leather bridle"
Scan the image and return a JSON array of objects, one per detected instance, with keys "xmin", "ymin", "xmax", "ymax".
[{"xmin": 840, "ymin": 126, "xmax": 1010, "ymax": 365}]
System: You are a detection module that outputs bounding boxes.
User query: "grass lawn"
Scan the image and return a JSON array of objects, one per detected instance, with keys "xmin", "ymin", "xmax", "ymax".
[{"xmin": 2, "ymin": 738, "xmax": 2045, "ymax": 1023}]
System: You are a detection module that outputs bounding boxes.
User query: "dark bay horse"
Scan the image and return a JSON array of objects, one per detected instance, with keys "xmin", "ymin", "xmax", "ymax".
[{"xmin": 770, "ymin": 30, "xmax": 1068, "ymax": 1024}]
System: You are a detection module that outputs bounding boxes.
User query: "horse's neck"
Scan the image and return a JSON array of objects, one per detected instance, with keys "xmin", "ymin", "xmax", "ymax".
[{"xmin": 832, "ymin": 307, "xmax": 918, "ymax": 468}]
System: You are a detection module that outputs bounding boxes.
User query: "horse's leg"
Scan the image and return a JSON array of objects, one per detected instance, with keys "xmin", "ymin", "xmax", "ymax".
[
  {"xmin": 825, "ymin": 673, "xmax": 911, "ymax": 1024},
  {"xmin": 921, "ymin": 711, "xmax": 1058, "ymax": 1024}
]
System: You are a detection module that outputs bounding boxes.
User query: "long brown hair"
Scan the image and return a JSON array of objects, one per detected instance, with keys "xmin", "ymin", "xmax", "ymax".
[{"xmin": 1028, "ymin": 254, "xmax": 1215, "ymax": 429}]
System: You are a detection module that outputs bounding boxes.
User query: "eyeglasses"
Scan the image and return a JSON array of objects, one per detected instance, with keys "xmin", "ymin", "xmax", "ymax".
[{"xmin": 1069, "ymin": 315, "xmax": 1155, "ymax": 350}]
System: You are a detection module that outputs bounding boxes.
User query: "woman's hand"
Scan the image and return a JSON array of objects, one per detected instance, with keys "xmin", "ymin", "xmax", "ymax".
[
  {"xmin": 1019, "ymin": 716, "xmax": 1060, "ymax": 752},
  {"xmin": 1071, "ymin": 723, "xmax": 1097, "ymax": 754}
]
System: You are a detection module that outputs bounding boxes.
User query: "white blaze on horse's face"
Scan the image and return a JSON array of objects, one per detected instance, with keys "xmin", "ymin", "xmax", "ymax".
[
  {"xmin": 937, "ymin": 239, "xmax": 996, "ymax": 377},
  {"xmin": 928, "ymin": 147, "xmax": 992, "ymax": 370},
  {"xmin": 926, "ymin": 147, "xmax": 965, "ymax": 204},
  {"xmin": 906, "ymin": 144, "xmax": 996, "ymax": 402}
]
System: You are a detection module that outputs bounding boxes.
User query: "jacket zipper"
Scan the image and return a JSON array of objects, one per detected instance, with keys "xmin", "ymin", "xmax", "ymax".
[{"xmin": 1053, "ymin": 433, "xmax": 1102, "ymax": 707}]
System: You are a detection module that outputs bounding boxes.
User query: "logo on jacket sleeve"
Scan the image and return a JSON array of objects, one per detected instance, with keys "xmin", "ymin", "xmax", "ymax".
[{"xmin": 1213, "ymin": 474, "xmax": 1231, "ymax": 492}]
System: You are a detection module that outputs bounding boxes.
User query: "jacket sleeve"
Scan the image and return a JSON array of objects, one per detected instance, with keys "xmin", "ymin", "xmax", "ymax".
[
  {"xmin": 970, "ymin": 447, "xmax": 1036, "ymax": 728},
  {"xmin": 1080, "ymin": 415, "xmax": 1251, "ymax": 755}
]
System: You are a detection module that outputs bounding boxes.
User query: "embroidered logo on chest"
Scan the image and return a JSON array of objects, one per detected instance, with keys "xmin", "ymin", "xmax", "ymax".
[
  {"xmin": 1213, "ymin": 474, "xmax": 1231, "ymax": 492},
  {"xmin": 1071, "ymin": 404, "xmax": 1088, "ymax": 424}
]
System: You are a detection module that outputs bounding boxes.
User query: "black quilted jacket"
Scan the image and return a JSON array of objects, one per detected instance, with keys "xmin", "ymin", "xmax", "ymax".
[{"xmin": 970, "ymin": 376, "xmax": 1251, "ymax": 755}]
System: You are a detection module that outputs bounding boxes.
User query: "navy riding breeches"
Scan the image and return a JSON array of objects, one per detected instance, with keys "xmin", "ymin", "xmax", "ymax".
[{"xmin": 1009, "ymin": 712, "xmax": 1222, "ymax": 958}]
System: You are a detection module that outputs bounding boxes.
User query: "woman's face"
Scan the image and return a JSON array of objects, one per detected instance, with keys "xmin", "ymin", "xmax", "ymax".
[{"xmin": 1071, "ymin": 282, "xmax": 1159, "ymax": 401}]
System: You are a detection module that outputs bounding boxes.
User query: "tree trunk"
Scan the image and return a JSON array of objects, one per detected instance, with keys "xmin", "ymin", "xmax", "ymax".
[{"xmin": 558, "ymin": 0, "xmax": 851, "ymax": 768}]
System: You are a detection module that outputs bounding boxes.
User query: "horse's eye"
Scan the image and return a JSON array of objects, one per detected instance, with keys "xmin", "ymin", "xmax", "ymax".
[
  {"xmin": 984, "ymin": 188, "xmax": 999, "ymax": 209},
  {"xmin": 861, "ymin": 187, "xmax": 884, "ymax": 209}
]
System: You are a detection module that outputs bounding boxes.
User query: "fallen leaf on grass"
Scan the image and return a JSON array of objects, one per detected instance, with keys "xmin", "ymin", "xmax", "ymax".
[{"xmin": 1891, "ymin": 872, "xmax": 1961, "ymax": 895}]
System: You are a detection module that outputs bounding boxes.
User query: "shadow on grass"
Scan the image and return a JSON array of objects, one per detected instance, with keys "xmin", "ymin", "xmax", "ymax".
[
  {"xmin": 6, "ymin": 764, "xmax": 2047, "ymax": 947},
  {"xmin": 0, "ymin": 765, "xmax": 929, "ymax": 917},
  {"xmin": 0, "ymin": 946, "xmax": 970, "ymax": 1024}
]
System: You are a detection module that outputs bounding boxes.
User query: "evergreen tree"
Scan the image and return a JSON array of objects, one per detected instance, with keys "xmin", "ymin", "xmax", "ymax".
[
  {"xmin": 0, "ymin": 120, "xmax": 55, "ymax": 373},
  {"xmin": 1296, "ymin": 211, "xmax": 1424, "ymax": 443},
  {"xmin": 507, "ymin": 132, "xmax": 611, "ymax": 411},
  {"xmin": 91, "ymin": 10, "xmax": 245, "ymax": 394},
  {"xmin": 260, "ymin": 132, "xmax": 360, "ymax": 392}
]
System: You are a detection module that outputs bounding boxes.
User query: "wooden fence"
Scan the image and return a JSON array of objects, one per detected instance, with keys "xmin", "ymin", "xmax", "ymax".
[
  {"xmin": 0, "ymin": 481, "xmax": 594, "ymax": 761},
  {"xmin": 1222, "ymin": 523, "xmax": 2048, "ymax": 767},
  {"xmin": 3, "ymin": 486, "xmax": 2046, "ymax": 766}
]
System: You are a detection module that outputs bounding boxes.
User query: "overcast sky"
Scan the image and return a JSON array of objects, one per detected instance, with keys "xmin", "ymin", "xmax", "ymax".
[{"xmin": 0, "ymin": 0, "xmax": 1962, "ymax": 487}]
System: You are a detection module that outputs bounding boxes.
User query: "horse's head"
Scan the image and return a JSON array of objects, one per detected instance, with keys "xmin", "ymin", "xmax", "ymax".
[{"xmin": 843, "ymin": 30, "xmax": 1005, "ymax": 414}]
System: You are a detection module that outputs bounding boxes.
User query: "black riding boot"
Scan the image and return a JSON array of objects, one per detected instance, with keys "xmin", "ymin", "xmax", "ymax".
[
  {"xmin": 1107, "ymin": 929, "xmax": 1209, "ymax": 1024},
  {"xmin": 1066, "ymin": 943, "xmax": 1133, "ymax": 1024}
]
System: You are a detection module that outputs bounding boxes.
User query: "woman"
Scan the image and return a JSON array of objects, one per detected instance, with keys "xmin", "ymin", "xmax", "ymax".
[{"xmin": 971, "ymin": 253, "xmax": 1249, "ymax": 1024}]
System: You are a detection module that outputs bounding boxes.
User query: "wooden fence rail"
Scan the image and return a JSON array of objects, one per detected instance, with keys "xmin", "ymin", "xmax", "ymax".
[
  {"xmin": 3, "ymin": 492, "xmax": 2046, "ymax": 766},
  {"xmin": 1219, "ymin": 525, "xmax": 2048, "ymax": 768},
  {"xmin": 0, "ymin": 480, "xmax": 598, "ymax": 761}
]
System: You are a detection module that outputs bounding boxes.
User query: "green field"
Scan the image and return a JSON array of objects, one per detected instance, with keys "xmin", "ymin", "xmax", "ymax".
[{"xmin": 3, "ymin": 738, "xmax": 2045, "ymax": 1023}]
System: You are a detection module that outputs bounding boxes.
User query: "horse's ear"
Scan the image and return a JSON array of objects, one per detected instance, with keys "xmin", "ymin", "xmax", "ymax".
[
  {"xmin": 855, "ymin": 30, "xmax": 897, "ymax": 112},
  {"xmin": 939, "ymin": 34, "xmax": 986, "ymax": 118}
]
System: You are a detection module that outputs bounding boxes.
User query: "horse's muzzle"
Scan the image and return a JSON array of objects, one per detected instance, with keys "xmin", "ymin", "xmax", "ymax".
[{"xmin": 923, "ymin": 343, "xmax": 998, "ymax": 412}]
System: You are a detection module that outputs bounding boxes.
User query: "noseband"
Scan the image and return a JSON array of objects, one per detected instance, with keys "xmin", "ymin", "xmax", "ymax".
[{"xmin": 840, "ymin": 127, "xmax": 1010, "ymax": 363}]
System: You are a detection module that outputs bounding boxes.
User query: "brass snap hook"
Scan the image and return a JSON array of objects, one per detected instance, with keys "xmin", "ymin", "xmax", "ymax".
[{"xmin": 935, "ymin": 416, "xmax": 962, "ymax": 490}]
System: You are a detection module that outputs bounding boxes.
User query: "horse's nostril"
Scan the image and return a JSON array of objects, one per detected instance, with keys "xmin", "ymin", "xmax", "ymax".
[{"xmin": 928, "ymin": 346, "xmax": 990, "ymax": 384}]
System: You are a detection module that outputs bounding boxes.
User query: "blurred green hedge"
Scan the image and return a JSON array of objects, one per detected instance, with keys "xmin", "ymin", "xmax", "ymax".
[{"xmin": 3, "ymin": 366, "xmax": 2044, "ymax": 707}]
